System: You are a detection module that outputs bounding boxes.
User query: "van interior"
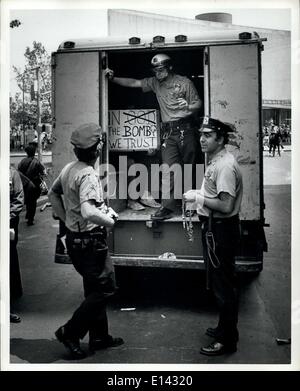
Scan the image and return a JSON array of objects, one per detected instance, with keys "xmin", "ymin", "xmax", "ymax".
[{"xmin": 107, "ymin": 47, "xmax": 205, "ymax": 221}]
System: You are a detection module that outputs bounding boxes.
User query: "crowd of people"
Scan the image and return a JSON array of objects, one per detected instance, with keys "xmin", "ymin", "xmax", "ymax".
[
  {"xmin": 10, "ymin": 124, "xmax": 52, "ymax": 151},
  {"xmin": 262, "ymin": 121, "xmax": 291, "ymax": 157}
]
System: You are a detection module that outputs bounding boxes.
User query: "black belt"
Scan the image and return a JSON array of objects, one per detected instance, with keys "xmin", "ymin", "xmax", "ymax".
[
  {"xmin": 66, "ymin": 226, "xmax": 106, "ymax": 239},
  {"xmin": 162, "ymin": 116, "xmax": 195, "ymax": 130},
  {"xmin": 199, "ymin": 214, "xmax": 239, "ymax": 224}
]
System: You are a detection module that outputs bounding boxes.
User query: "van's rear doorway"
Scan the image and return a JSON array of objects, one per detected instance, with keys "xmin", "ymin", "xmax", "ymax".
[{"xmin": 107, "ymin": 47, "xmax": 205, "ymax": 221}]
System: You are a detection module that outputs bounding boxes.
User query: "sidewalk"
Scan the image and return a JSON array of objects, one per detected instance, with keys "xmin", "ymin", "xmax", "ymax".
[
  {"xmin": 10, "ymin": 204, "xmax": 290, "ymax": 365},
  {"xmin": 9, "ymin": 152, "xmax": 291, "ymax": 365},
  {"xmin": 263, "ymin": 144, "xmax": 291, "ymax": 153},
  {"xmin": 10, "ymin": 150, "xmax": 52, "ymax": 157}
]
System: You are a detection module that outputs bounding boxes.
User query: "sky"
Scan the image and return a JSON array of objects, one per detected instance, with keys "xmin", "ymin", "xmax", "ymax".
[{"xmin": 8, "ymin": 4, "xmax": 292, "ymax": 96}]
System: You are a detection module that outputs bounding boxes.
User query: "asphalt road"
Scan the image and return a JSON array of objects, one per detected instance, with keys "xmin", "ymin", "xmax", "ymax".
[{"xmin": 8, "ymin": 150, "xmax": 291, "ymax": 366}]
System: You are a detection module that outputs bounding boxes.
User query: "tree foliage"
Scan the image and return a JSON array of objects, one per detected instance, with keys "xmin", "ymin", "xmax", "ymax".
[{"xmin": 11, "ymin": 41, "xmax": 52, "ymax": 126}]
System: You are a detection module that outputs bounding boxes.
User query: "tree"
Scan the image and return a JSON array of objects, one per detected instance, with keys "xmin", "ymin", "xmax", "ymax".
[
  {"xmin": 10, "ymin": 92, "xmax": 37, "ymax": 126},
  {"xmin": 12, "ymin": 41, "xmax": 52, "ymax": 126}
]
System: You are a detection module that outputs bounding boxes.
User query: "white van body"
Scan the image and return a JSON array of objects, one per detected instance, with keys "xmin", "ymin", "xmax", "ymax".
[{"xmin": 51, "ymin": 31, "xmax": 267, "ymax": 272}]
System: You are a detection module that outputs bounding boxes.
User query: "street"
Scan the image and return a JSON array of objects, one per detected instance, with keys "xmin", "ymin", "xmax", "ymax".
[{"xmin": 8, "ymin": 150, "xmax": 291, "ymax": 365}]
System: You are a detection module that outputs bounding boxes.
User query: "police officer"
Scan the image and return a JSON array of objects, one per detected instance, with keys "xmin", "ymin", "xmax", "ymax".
[
  {"xmin": 10, "ymin": 165, "xmax": 24, "ymax": 323},
  {"xmin": 106, "ymin": 54, "xmax": 202, "ymax": 220},
  {"xmin": 48, "ymin": 123, "xmax": 124, "ymax": 359},
  {"xmin": 18, "ymin": 144, "xmax": 45, "ymax": 226},
  {"xmin": 183, "ymin": 117, "xmax": 243, "ymax": 356}
]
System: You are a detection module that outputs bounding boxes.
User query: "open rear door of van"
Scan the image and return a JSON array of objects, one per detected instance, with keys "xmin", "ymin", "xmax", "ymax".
[
  {"xmin": 52, "ymin": 51, "xmax": 103, "ymax": 177},
  {"xmin": 208, "ymin": 43, "xmax": 263, "ymax": 222}
]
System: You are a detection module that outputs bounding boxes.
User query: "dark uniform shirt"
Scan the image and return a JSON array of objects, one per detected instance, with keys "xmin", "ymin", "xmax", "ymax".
[{"xmin": 10, "ymin": 167, "xmax": 24, "ymax": 220}]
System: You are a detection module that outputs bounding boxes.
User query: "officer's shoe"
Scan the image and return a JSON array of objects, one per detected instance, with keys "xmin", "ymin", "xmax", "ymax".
[
  {"xmin": 151, "ymin": 207, "xmax": 173, "ymax": 220},
  {"xmin": 200, "ymin": 341, "xmax": 237, "ymax": 356},
  {"xmin": 89, "ymin": 335, "xmax": 124, "ymax": 351},
  {"xmin": 55, "ymin": 326, "xmax": 86, "ymax": 359}
]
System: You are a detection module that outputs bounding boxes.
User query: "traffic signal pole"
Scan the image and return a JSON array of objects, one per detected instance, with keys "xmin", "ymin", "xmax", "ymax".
[{"xmin": 35, "ymin": 67, "xmax": 41, "ymax": 161}]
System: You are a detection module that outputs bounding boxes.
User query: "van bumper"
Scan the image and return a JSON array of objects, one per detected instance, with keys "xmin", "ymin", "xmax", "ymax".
[{"xmin": 110, "ymin": 255, "xmax": 263, "ymax": 273}]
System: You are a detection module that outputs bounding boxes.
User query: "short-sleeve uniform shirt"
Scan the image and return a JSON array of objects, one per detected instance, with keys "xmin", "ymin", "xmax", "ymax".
[
  {"xmin": 51, "ymin": 161, "xmax": 104, "ymax": 232},
  {"xmin": 197, "ymin": 149, "xmax": 243, "ymax": 218},
  {"xmin": 141, "ymin": 74, "xmax": 200, "ymax": 123}
]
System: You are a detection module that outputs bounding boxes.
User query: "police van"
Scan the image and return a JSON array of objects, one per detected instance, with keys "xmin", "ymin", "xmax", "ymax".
[{"xmin": 51, "ymin": 30, "xmax": 267, "ymax": 272}]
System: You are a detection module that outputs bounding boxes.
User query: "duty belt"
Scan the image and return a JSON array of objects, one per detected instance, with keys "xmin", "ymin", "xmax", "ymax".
[
  {"xmin": 161, "ymin": 116, "xmax": 196, "ymax": 147},
  {"xmin": 162, "ymin": 115, "xmax": 195, "ymax": 131},
  {"xmin": 199, "ymin": 214, "xmax": 239, "ymax": 225},
  {"xmin": 66, "ymin": 226, "xmax": 106, "ymax": 239}
]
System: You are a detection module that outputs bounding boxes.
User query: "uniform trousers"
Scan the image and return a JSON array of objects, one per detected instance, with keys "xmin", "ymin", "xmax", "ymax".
[
  {"xmin": 161, "ymin": 123, "xmax": 199, "ymax": 211},
  {"xmin": 201, "ymin": 215, "xmax": 240, "ymax": 346},
  {"xmin": 10, "ymin": 216, "xmax": 23, "ymax": 300},
  {"xmin": 64, "ymin": 228, "xmax": 116, "ymax": 341},
  {"xmin": 25, "ymin": 186, "xmax": 40, "ymax": 223}
]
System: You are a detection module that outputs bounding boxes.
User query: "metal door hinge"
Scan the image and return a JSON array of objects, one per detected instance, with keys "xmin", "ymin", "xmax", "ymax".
[
  {"xmin": 204, "ymin": 52, "xmax": 209, "ymax": 65},
  {"xmin": 101, "ymin": 56, "xmax": 107, "ymax": 69}
]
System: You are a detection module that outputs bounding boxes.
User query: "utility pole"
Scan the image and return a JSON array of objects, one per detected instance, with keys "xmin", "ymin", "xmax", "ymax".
[
  {"xmin": 22, "ymin": 76, "xmax": 25, "ymax": 145},
  {"xmin": 28, "ymin": 66, "xmax": 41, "ymax": 160},
  {"xmin": 35, "ymin": 67, "xmax": 41, "ymax": 161}
]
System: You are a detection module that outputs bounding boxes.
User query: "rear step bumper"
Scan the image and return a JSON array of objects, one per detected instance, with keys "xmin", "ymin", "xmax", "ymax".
[{"xmin": 110, "ymin": 255, "xmax": 263, "ymax": 272}]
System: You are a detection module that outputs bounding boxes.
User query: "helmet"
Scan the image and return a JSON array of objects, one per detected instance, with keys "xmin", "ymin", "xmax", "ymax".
[{"xmin": 151, "ymin": 53, "xmax": 171, "ymax": 68}]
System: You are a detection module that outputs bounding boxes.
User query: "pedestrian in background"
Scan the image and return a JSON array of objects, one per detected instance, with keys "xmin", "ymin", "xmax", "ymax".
[
  {"xmin": 184, "ymin": 117, "xmax": 243, "ymax": 356},
  {"xmin": 10, "ymin": 166, "xmax": 24, "ymax": 323},
  {"xmin": 269, "ymin": 126, "xmax": 282, "ymax": 157},
  {"xmin": 18, "ymin": 144, "xmax": 45, "ymax": 225},
  {"xmin": 106, "ymin": 53, "xmax": 202, "ymax": 220},
  {"xmin": 48, "ymin": 123, "xmax": 124, "ymax": 359}
]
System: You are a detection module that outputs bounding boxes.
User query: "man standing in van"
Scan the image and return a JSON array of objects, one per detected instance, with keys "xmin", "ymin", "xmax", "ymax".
[
  {"xmin": 183, "ymin": 117, "xmax": 243, "ymax": 356},
  {"xmin": 106, "ymin": 54, "xmax": 202, "ymax": 220},
  {"xmin": 48, "ymin": 123, "xmax": 124, "ymax": 359}
]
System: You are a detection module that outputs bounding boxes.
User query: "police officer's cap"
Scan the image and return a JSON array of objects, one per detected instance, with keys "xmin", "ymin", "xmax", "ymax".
[
  {"xmin": 70, "ymin": 123, "xmax": 101, "ymax": 149},
  {"xmin": 200, "ymin": 117, "xmax": 233, "ymax": 134}
]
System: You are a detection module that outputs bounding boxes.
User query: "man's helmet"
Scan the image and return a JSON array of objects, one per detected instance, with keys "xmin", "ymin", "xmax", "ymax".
[{"xmin": 151, "ymin": 53, "xmax": 171, "ymax": 68}]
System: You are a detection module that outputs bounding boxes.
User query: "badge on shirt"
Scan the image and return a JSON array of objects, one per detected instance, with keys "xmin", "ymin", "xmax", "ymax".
[{"xmin": 172, "ymin": 83, "xmax": 184, "ymax": 99}]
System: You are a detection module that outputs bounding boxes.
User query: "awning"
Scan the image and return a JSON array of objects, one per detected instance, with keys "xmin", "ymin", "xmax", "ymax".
[{"xmin": 262, "ymin": 104, "xmax": 291, "ymax": 110}]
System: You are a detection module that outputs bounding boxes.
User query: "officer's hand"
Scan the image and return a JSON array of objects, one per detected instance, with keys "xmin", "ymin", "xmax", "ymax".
[
  {"xmin": 177, "ymin": 98, "xmax": 188, "ymax": 109},
  {"xmin": 105, "ymin": 68, "xmax": 114, "ymax": 80},
  {"xmin": 183, "ymin": 190, "xmax": 196, "ymax": 203},
  {"xmin": 107, "ymin": 207, "xmax": 119, "ymax": 222}
]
